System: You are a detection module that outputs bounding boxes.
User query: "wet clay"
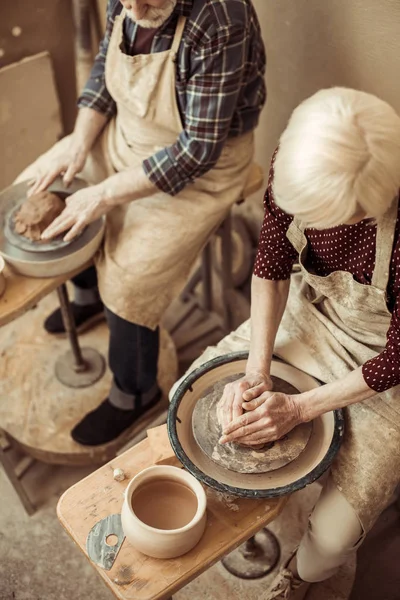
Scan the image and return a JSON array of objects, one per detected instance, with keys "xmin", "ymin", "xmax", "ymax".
[
  {"xmin": 192, "ymin": 373, "xmax": 313, "ymax": 474},
  {"xmin": 14, "ymin": 191, "xmax": 64, "ymax": 241},
  {"xmin": 131, "ymin": 478, "xmax": 198, "ymax": 530}
]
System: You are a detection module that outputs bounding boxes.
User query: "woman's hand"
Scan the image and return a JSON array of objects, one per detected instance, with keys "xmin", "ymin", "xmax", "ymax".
[
  {"xmin": 28, "ymin": 138, "xmax": 90, "ymax": 196},
  {"xmin": 219, "ymin": 391, "xmax": 304, "ymax": 446},
  {"xmin": 41, "ymin": 184, "xmax": 110, "ymax": 242},
  {"xmin": 216, "ymin": 370, "xmax": 273, "ymax": 433}
]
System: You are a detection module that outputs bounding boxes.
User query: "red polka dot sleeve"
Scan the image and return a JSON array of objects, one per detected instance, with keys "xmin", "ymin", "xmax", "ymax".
[{"xmin": 253, "ymin": 157, "xmax": 297, "ymax": 280}]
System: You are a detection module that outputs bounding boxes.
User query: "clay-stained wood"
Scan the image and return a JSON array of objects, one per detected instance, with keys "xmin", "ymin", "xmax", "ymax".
[
  {"xmin": 57, "ymin": 426, "xmax": 288, "ymax": 600},
  {"xmin": 0, "ymin": 293, "xmax": 178, "ymax": 466},
  {"xmin": 0, "ymin": 51, "xmax": 62, "ymax": 189}
]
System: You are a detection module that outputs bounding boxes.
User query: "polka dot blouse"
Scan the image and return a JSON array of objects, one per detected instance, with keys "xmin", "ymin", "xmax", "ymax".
[{"xmin": 254, "ymin": 152, "xmax": 400, "ymax": 393}]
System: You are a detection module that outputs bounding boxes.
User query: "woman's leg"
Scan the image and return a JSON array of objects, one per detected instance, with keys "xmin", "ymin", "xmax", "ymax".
[{"xmin": 297, "ymin": 475, "xmax": 364, "ymax": 582}]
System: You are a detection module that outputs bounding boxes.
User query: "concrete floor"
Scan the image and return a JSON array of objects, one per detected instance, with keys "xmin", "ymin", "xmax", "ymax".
[{"xmin": 1, "ymin": 449, "xmax": 399, "ymax": 600}]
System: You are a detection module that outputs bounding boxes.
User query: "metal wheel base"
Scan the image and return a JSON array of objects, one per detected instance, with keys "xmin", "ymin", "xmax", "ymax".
[
  {"xmin": 55, "ymin": 347, "xmax": 106, "ymax": 388},
  {"xmin": 221, "ymin": 528, "xmax": 281, "ymax": 579}
]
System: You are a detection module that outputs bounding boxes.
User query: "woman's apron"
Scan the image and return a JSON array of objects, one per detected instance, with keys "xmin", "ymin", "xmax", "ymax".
[
  {"xmin": 272, "ymin": 197, "xmax": 400, "ymax": 532},
  {"xmin": 16, "ymin": 11, "xmax": 254, "ymax": 329}
]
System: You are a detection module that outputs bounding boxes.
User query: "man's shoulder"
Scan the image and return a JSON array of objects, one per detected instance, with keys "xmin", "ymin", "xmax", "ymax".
[{"xmin": 190, "ymin": 0, "xmax": 256, "ymax": 31}]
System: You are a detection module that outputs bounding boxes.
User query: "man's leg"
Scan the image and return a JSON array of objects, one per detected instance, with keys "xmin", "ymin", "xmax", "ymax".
[
  {"xmin": 44, "ymin": 266, "xmax": 104, "ymax": 334},
  {"xmin": 265, "ymin": 475, "xmax": 363, "ymax": 599},
  {"xmin": 71, "ymin": 307, "xmax": 161, "ymax": 445}
]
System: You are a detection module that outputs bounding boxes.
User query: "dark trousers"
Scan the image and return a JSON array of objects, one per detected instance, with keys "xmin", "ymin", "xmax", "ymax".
[{"xmin": 73, "ymin": 266, "xmax": 160, "ymax": 399}]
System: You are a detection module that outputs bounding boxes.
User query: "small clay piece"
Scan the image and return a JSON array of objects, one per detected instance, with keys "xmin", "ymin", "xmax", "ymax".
[
  {"xmin": 113, "ymin": 468, "xmax": 126, "ymax": 482},
  {"xmin": 192, "ymin": 373, "xmax": 313, "ymax": 474},
  {"xmin": 14, "ymin": 191, "xmax": 65, "ymax": 241}
]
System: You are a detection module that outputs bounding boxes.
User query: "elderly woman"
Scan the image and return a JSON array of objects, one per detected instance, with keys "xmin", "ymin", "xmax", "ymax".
[{"xmin": 217, "ymin": 87, "xmax": 400, "ymax": 599}]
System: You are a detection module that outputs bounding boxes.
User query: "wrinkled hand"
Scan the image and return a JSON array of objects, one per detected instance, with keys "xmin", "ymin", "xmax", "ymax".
[
  {"xmin": 219, "ymin": 391, "xmax": 304, "ymax": 446},
  {"xmin": 28, "ymin": 140, "xmax": 89, "ymax": 196},
  {"xmin": 216, "ymin": 371, "xmax": 273, "ymax": 433},
  {"xmin": 41, "ymin": 184, "xmax": 109, "ymax": 242}
]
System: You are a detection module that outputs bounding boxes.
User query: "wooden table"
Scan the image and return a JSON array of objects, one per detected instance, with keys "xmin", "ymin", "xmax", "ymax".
[
  {"xmin": 0, "ymin": 262, "xmax": 91, "ymax": 327},
  {"xmin": 57, "ymin": 425, "xmax": 288, "ymax": 600}
]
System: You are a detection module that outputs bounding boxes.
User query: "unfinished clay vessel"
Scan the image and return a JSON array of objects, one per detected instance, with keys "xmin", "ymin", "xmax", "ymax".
[{"xmin": 121, "ymin": 465, "xmax": 207, "ymax": 559}]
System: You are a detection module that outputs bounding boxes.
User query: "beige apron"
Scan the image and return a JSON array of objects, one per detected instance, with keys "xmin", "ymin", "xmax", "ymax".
[
  {"xmin": 95, "ymin": 10, "xmax": 254, "ymax": 328},
  {"xmin": 16, "ymin": 11, "xmax": 254, "ymax": 329},
  {"xmin": 273, "ymin": 197, "xmax": 400, "ymax": 531}
]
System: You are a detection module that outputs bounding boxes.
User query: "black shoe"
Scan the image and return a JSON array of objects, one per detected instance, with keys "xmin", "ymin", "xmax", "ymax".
[
  {"xmin": 70, "ymin": 390, "xmax": 163, "ymax": 446},
  {"xmin": 44, "ymin": 301, "xmax": 105, "ymax": 335}
]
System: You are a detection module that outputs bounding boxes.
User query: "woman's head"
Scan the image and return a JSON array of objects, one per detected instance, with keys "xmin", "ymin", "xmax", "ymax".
[{"xmin": 272, "ymin": 88, "xmax": 400, "ymax": 228}]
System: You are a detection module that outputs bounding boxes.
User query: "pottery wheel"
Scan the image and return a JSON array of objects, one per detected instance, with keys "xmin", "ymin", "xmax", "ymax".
[
  {"xmin": 192, "ymin": 373, "xmax": 313, "ymax": 474},
  {"xmin": 4, "ymin": 200, "xmax": 77, "ymax": 253}
]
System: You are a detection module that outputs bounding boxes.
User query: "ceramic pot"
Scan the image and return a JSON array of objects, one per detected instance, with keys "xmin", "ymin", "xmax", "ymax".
[
  {"xmin": 121, "ymin": 465, "xmax": 207, "ymax": 559},
  {"xmin": 0, "ymin": 255, "xmax": 6, "ymax": 297}
]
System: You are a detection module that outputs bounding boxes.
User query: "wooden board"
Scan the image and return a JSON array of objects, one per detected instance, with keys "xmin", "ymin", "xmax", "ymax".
[
  {"xmin": 0, "ymin": 292, "xmax": 178, "ymax": 465},
  {"xmin": 57, "ymin": 426, "xmax": 288, "ymax": 600},
  {"xmin": 0, "ymin": 51, "xmax": 62, "ymax": 189},
  {"xmin": 0, "ymin": 262, "xmax": 93, "ymax": 327}
]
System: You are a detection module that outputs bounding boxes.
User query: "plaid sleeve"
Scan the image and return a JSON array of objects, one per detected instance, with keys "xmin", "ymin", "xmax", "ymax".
[
  {"xmin": 77, "ymin": 0, "xmax": 117, "ymax": 118},
  {"xmin": 143, "ymin": 24, "xmax": 251, "ymax": 196}
]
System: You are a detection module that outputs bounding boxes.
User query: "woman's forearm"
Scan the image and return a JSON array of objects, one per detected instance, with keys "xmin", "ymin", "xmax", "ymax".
[
  {"xmin": 247, "ymin": 275, "xmax": 290, "ymax": 376},
  {"xmin": 298, "ymin": 366, "xmax": 377, "ymax": 422},
  {"xmin": 73, "ymin": 107, "xmax": 110, "ymax": 152}
]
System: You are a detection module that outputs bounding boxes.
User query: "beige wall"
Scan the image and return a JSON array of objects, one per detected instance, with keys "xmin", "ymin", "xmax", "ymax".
[{"xmin": 252, "ymin": 0, "xmax": 400, "ymax": 196}]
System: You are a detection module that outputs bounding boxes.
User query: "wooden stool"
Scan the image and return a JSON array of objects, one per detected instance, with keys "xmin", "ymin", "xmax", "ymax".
[{"xmin": 163, "ymin": 163, "xmax": 264, "ymax": 363}]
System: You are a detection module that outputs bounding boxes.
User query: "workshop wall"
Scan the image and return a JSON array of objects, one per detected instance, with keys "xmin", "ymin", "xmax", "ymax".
[
  {"xmin": 252, "ymin": 0, "xmax": 400, "ymax": 189},
  {"xmin": 0, "ymin": 0, "xmax": 76, "ymax": 134}
]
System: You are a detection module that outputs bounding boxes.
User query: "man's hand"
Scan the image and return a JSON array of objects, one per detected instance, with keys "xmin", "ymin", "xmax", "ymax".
[
  {"xmin": 216, "ymin": 370, "xmax": 273, "ymax": 433},
  {"xmin": 28, "ymin": 139, "xmax": 90, "ymax": 196},
  {"xmin": 41, "ymin": 184, "xmax": 109, "ymax": 242},
  {"xmin": 219, "ymin": 391, "xmax": 304, "ymax": 446}
]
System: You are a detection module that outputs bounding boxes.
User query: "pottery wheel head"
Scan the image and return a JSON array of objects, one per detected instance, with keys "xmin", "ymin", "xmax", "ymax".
[
  {"xmin": 191, "ymin": 373, "xmax": 313, "ymax": 474},
  {"xmin": 4, "ymin": 197, "xmax": 82, "ymax": 254}
]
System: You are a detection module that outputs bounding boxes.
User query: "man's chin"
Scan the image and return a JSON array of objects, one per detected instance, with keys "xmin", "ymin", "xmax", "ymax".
[{"xmin": 125, "ymin": 1, "xmax": 177, "ymax": 29}]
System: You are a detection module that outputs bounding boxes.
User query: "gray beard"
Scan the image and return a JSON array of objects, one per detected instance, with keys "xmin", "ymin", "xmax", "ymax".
[{"xmin": 126, "ymin": 1, "xmax": 177, "ymax": 29}]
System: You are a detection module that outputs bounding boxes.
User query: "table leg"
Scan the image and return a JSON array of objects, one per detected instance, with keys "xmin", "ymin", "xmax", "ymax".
[
  {"xmin": 221, "ymin": 528, "xmax": 281, "ymax": 579},
  {"xmin": 54, "ymin": 283, "xmax": 106, "ymax": 388},
  {"xmin": 0, "ymin": 430, "xmax": 36, "ymax": 516}
]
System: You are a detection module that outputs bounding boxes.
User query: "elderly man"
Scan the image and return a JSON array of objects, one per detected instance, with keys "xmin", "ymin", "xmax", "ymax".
[
  {"xmin": 20, "ymin": 0, "xmax": 266, "ymax": 446},
  {"xmin": 217, "ymin": 87, "xmax": 400, "ymax": 598}
]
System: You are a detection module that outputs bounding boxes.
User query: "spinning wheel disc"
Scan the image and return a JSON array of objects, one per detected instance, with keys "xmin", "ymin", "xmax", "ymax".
[
  {"xmin": 168, "ymin": 352, "xmax": 345, "ymax": 499},
  {"xmin": 192, "ymin": 373, "xmax": 313, "ymax": 474}
]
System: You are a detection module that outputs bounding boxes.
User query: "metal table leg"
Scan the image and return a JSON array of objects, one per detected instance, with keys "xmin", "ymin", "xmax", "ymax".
[
  {"xmin": 221, "ymin": 529, "xmax": 281, "ymax": 579},
  {"xmin": 54, "ymin": 283, "xmax": 106, "ymax": 388}
]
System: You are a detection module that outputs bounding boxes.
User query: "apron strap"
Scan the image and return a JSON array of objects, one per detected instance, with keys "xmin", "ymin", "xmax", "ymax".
[
  {"xmin": 171, "ymin": 16, "xmax": 187, "ymax": 57},
  {"xmin": 372, "ymin": 194, "xmax": 399, "ymax": 290}
]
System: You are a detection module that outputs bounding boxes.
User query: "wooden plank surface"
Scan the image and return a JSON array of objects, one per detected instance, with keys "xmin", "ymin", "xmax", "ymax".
[
  {"xmin": 0, "ymin": 262, "xmax": 92, "ymax": 327},
  {"xmin": 57, "ymin": 426, "xmax": 288, "ymax": 600}
]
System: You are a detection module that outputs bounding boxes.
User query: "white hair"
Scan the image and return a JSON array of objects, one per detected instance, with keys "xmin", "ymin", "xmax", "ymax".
[
  {"xmin": 272, "ymin": 87, "xmax": 400, "ymax": 228},
  {"xmin": 126, "ymin": 0, "xmax": 177, "ymax": 29}
]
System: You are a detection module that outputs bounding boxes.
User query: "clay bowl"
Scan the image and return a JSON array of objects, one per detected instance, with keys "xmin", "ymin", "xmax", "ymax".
[
  {"xmin": 167, "ymin": 352, "xmax": 345, "ymax": 498},
  {"xmin": 121, "ymin": 465, "xmax": 207, "ymax": 559}
]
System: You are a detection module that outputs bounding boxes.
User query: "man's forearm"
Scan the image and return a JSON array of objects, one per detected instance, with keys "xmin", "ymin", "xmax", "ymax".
[
  {"xmin": 73, "ymin": 107, "xmax": 110, "ymax": 152},
  {"xmin": 247, "ymin": 275, "xmax": 290, "ymax": 376}
]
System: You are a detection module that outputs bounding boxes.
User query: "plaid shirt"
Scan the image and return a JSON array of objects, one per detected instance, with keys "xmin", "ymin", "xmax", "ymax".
[{"xmin": 78, "ymin": 0, "xmax": 266, "ymax": 195}]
